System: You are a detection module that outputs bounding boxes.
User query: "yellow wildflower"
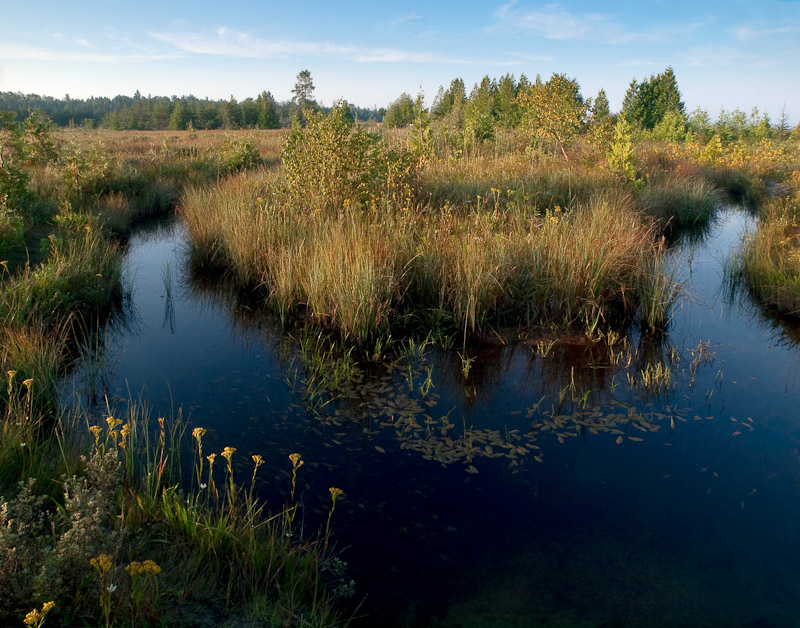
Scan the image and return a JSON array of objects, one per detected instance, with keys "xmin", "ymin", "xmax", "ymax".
[
  {"xmin": 221, "ymin": 446, "xmax": 236, "ymax": 462},
  {"xmin": 90, "ymin": 553, "xmax": 113, "ymax": 572}
]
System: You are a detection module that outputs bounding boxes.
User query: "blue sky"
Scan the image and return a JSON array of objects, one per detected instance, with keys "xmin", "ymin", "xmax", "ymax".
[{"xmin": 1, "ymin": 0, "xmax": 798, "ymax": 122}]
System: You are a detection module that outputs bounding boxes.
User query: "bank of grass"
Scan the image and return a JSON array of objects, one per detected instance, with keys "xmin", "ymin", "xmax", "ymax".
[
  {"xmin": 733, "ymin": 189, "xmax": 800, "ymax": 318},
  {"xmin": 0, "ymin": 389, "xmax": 345, "ymax": 627},
  {"xmin": 635, "ymin": 173, "xmax": 721, "ymax": 228},
  {"xmin": 179, "ymin": 111, "xmax": 800, "ymax": 351}
]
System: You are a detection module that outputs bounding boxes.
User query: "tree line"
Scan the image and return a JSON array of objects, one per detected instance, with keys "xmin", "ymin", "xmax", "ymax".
[
  {"xmin": 383, "ymin": 67, "xmax": 792, "ymax": 144},
  {"xmin": 0, "ymin": 87, "xmax": 381, "ymax": 130}
]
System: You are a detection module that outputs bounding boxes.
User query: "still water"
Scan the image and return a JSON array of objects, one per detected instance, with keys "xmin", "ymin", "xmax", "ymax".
[{"xmin": 67, "ymin": 208, "xmax": 800, "ymax": 627}]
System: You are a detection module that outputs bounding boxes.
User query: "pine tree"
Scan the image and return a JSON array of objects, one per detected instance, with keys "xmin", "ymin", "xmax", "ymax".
[
  {"xmin": 593, "ymin": 88, "xmax": 611, "ymax": 121},
  {"xmin": 622, "ymin": 67, "xmax": 684, "ymax": 131},
  {"xmin": 292, "ymin": 70, "xmax": 317, "ymax": 113},
  {"xmin": 256, "ymin": 91, "xmax": 280, "ymax": 129}
]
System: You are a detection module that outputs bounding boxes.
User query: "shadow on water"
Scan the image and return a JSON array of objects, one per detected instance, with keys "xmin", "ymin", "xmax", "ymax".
[{"xmin": 63, "ymin": 207, "xmax": 800, "ymax": 628}]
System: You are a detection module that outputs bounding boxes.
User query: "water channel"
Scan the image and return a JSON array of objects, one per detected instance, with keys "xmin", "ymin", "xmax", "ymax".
[{"xmin": 65, "ymin": 207, "xmax": 800, "ymax": 627}]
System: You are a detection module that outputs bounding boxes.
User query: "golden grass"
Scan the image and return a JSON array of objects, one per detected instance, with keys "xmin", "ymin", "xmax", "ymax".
[{"xmin": 181, "ymin": 167, "xmax": 672, "ymax": 343}]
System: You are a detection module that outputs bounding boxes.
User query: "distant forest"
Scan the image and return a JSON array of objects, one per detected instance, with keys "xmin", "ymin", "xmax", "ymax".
[{"xmin": 0, "ymin": 90, "xmax": 384, "ymax": 130}]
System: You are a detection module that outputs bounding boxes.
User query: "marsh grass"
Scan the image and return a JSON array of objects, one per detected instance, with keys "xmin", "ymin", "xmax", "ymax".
[
  {"xmin": 732, "ymin": 195, "xmax": 800, "ymax": 317},
  {"xmin": 0, "ymin": 396, "xmax": 345, "ymax": 627},
  {"xmin": 182, "ymin": 165, "xmax": 675, "ymax": 347},
  {"xmin": 635, "ymin": 173, "xmax": 721, "ymax": 227},
  {"xmin": 181, "ymin": 118, "xmax": 789, "ymax": 347}
]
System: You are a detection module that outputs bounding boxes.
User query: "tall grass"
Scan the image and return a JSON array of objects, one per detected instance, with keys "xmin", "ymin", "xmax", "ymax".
[
  {"xmin": 181, "ymin": 170, "xmax": 673, "ymax": 344},
  {"xmin": 635, "ymin": 173, "xmax": 721, "ymax": 227},
  {"xmin": 0, "ymin": 396, "xmax": 345, "ymax": 627},
  {"xmin": 732, "ymin": 195, "xmax": 800, "ymax": 317}
]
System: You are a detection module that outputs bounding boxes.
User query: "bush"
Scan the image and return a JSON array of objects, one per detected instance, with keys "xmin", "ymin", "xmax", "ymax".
[{"xmin": 283, "ymin": 102, "xmax": 415, "ymax": 213}]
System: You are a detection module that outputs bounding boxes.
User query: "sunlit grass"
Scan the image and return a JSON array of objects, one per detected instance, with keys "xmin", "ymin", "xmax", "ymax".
[
  {"xmin": 732, "ymin": 194, "xmax": 800, "ymax": 317},
  {"xmin": 182, "ymin": 167, "xmax": 674, "ymax": 345}
]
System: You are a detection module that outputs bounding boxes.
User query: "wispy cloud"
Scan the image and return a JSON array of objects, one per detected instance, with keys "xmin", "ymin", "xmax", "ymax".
[
  {"xmin": 149, "ymin": 26, "xmax": 527, "ymax": 67},
  {"xmin": 50, "ymin": 32, "xmax": 95, "ymax": 49},
  {"xmin": 733, "ymin": 25, "xmax": 800, "ymax": 41},
  {"xmin": 390, "ymin": 13, "xmax": 423, "ymax": 28},
  {"xmin": 490, "ymin": 1, "xmax": 703, "ymax": 45},
  {"xmin": 150, "ymin": 27, "xmax": 357, "ymax": 59},
  {"xmin": 2, "ymin": 24, "xmax": 544, "ymax": 69},
  {"xmin": 0, "ymin": 43, "xmax": 173, "ymax": 63},
  {"xmin": 681, "ymin": 45, "xmax": 779, "ymax": 69},
  {"xmin": 491, "ymin": 1, "xmax": 638, "ymax": 43}
]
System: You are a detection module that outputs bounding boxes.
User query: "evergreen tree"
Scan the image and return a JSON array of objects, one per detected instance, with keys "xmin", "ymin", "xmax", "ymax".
[
  {"xmin": 494, "ymin": 74, "xmax": 519, "ymax": 128},
  {"xmin": 464, "ymin": 76, "xmax": 496, "ymax": 140},
  {"xmin": 168, "ymin": 100, "xmax": 189, "ymax": 130},
  {"xmin": 383, "ymin": 93, "xmax": 415, "ymax": 128},
  {"xmin": 622, "ymin": 67, "xmax": 684, "ymax": 131},
  {"xmin": 292, "ymin": 70, "xmax": 317, "ymax": 114},
  {"xmin": 592, "ymin": 88, "xmax": 611, "ymax": 121},
  {"xmin": 220, "ymin": 95, "xmax": 242, "ymax": 129},
  {"xmin": 256, "ymin": 91, "xmax": 280, "ymax": 129}
]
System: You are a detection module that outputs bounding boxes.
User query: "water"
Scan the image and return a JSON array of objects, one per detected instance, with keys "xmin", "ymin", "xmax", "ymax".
[{"xmin": 66, "ymin": 208, "xmax": 800, "ymax": 627}]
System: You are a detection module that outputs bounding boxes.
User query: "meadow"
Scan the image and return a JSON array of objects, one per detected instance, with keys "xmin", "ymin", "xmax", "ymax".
[{"xmin": 1, "ymin": 93, "xmax": 799, "ymax": 626}]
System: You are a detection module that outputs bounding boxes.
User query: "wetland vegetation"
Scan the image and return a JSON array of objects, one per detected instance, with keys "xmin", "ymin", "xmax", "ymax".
[{"xmin": 2, "ymin": 68, "xmax": 800, "ymax": 626}]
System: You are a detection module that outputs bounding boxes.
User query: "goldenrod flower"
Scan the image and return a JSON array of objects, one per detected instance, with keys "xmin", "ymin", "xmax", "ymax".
[
  {"xmin": 24, "ymin": 601, "xmax": 56, "ymax": 627},
  {"xmin": 119, "ymin": 423, "xmax": 130, "ymax": 449},
  {"xmin": 90, "ymin": 553, "xmax": 113, "ymax": 572},
  {"xmin": 142, "ymin": 560, "xmax": 161, "ymax": 575},
  {"xmin": 289, "ymin": 452, "xmax": 303, "ymax": 468},
  {"xmin": 252, "ymin": 454, "xmax": 264, "ymax": 468},
  {"xmin": 192, "ymin": 427, "xmax": 206, "ymax": 441},
  {"xmin": 221, "ymin": 446, "xmax": 236, "ymax": 462}
]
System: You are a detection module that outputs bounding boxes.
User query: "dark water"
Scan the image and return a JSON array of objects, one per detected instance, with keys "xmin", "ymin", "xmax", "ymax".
[{"xmin": 66, "ymin": 208, "xmax": 800, "ymax": 627}]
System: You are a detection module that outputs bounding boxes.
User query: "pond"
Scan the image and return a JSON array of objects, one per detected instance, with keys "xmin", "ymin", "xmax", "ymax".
[{"xmin": 65, "ymin": 207, "xmax": 800, "ymax": 627}]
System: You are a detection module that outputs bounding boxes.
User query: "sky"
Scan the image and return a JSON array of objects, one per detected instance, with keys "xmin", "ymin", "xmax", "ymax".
[{"xmin": 1, "ymin": 0, "xmax": 798, "ymax": 123}]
